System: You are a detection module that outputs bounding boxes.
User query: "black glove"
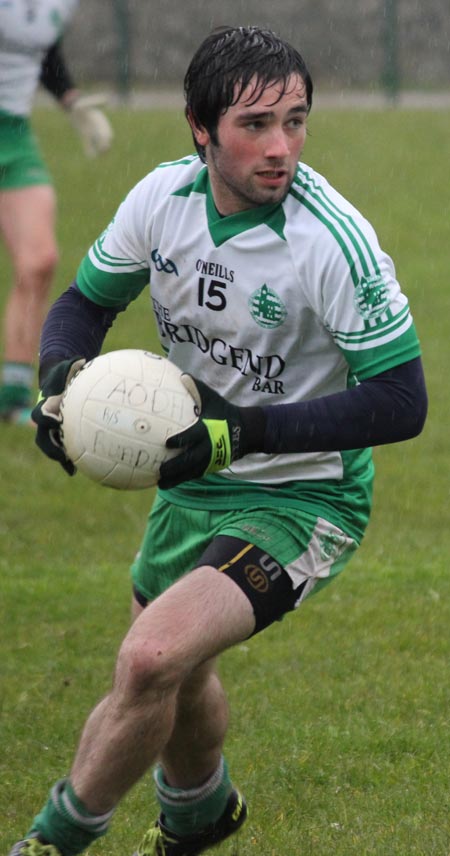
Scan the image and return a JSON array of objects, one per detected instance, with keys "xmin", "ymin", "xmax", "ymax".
[
  {"xmin": 32, "ymin": 357, "xmax": 86, "ymax": 475},
  {"xmin": 158, "ymin": 375, "xmax": 265, "ymax": 490}
]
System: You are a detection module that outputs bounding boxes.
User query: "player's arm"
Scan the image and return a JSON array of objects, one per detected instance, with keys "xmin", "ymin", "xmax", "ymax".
[
  {"xmin": 38, "ymin": 282, "xmax": 124, "ymax": 384},
  {"xmin": 40, "ymin": 41, "xmax": 113, "ymax": 157},
  {"xmin": 260, "ymin": 356, "xmax": 427, "ymax": 452},
  {"xmin": 39, "ymin": 41, "xmax": 76, "ymax": 102},
  {"xmin": 32, "ymin": 283, "xmax": 125, "ymax": 474},
  {"xmin": 158, "ymin": 357, "xmax": 428, "ymax": 489}
]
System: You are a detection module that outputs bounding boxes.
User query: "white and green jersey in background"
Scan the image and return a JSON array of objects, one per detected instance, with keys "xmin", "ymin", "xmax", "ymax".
[
  {"xmin": 0, "ymin": 0, "xmax": 78, "ymax": 117},
  {"xmin": 76, "ymin": 156, "xmax": 421, "ymax": 539}
]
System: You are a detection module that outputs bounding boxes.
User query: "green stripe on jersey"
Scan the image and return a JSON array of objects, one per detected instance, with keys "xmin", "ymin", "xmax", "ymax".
[
  {"xmin": 156, "ymin": 154, "xmax": 198, "ymax": 170},
  {"xmin": 334, "ymin": 303, "xmax": 411, "ymax": 345},
  {"xmin": 290, "ymin": 165, "xmax": 380, "ymax": 283},
  {"xmin": 76, "ymin": 254, "xmax": 149, "ymax": 308},
  {"xmin": 92, "ymin": 238, "xmax": 147, "ymax": 269},
  {"xmin": 341, "ymin": 322, "xmax": 422, "ymax": 379}
]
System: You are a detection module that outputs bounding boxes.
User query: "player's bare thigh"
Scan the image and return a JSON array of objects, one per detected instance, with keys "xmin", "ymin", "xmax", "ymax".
[
  {"xmin": 127, "ymin": 564, "xmax": 255, "ymax": 684},
  {"xmin": 0, "ymin": 185, "xmax": 57, "ymax": 265},
  {"xmin": 131, "ymin": 579, "xmax": 225, "ymax": 717}
]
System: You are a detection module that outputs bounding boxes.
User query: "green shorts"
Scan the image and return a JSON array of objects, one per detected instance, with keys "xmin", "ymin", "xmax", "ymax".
[
  {"xmin": 131, "ymin": 494, "xmax": 360, "ymax": 633},
  {"xmin": 0, "ymin": 112, "xmax": 52, "ymax": 190}
]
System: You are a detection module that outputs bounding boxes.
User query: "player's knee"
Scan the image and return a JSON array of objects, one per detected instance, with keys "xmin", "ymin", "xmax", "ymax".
[
  {"xmin": 16, "ymin": 245, "xmax": 59, "ymax": 294},
  {"xmin": 116, "ymin": 635, "xmax": 187, "ymax": 699}
]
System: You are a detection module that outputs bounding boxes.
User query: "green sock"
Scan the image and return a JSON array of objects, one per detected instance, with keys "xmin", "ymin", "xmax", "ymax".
[
  {"xmin": 28, "ymin": 778, "xmax": 114, "ymax": 856},
  {"xmin": 2, "ymin": 361, "xmax": 34, "ymax": 390},
  {"xmin": 154, "ymin": 756, "xmax": 232, "ymax": 836}
]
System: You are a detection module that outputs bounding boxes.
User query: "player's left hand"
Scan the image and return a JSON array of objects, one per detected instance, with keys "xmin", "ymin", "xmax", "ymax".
[
  {"xmin": 32, "ymin": 357, "xmax": 85, "ymax": 475},
  {"xmin": 68, "ymin": 94, "xmax": 113, "ymax": 158},
  {"xmin": 158, "ymin": 375, "xmax": 265, "ymax": 489}
]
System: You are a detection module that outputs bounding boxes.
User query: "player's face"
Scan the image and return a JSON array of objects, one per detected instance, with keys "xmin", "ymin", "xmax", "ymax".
[{"xmin": 196, "ymin": 74, "xmax": 308, "ymax": 215}]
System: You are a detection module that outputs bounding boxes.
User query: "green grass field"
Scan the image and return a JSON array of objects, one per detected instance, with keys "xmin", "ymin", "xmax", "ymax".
[{"xmin": 1, "ymin": 105, "xmax": 449, "ymax": 855}]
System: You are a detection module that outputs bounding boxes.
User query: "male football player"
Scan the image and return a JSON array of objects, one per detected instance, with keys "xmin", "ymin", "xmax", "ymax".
[
  {"xmin": 0, "ymin": 0, "xmax": 113, "ymax": 423},
  {"xmin": 9, "ymin": 25, "xmax": 427, "ymax": 856}
]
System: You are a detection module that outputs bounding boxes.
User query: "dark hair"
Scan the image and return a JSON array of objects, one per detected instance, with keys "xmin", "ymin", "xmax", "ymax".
[{"xmin": 184, "ymin": 26, "xmax": 313, "ymax": 162}]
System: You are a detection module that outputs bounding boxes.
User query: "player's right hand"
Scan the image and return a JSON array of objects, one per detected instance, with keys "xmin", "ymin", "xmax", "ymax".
[{"xmin": 32, "ymin": 357, "xmax": 85, "ymax": 475}]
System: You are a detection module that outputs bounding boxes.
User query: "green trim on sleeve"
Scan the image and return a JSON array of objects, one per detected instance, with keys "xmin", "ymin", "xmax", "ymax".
[
  {"xmin": 76, "ymin": 255, "xmax": 149, "ymax": 308},
  {"xmin": 341, "ymin": 323, "xmax": 422, "ymax": 379}
]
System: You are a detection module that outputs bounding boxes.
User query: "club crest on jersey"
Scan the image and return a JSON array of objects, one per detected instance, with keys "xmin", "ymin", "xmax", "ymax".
[
  {"xmin": 354, "ymin": 275, "xmax": 390, "ymax": 320},
  {"xmin": 50, "ymin": 9, "xmax": 63, "ymax": 30},
  {"xmin": 248, "ymin": 284, "xmax": 287, "ymax": 329},
  {"xmin": 318, "ymin": 530, "xmax": 348, "ymax": 562}
]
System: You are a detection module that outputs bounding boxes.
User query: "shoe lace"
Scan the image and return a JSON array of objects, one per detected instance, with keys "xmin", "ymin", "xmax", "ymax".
[
  {"xmin": 137, "ymin": 826, "xmax": 172, "ymax": 856},
  {"xmin": 23, "ymin": 842, "xmax": 60, "ymax": 856}
]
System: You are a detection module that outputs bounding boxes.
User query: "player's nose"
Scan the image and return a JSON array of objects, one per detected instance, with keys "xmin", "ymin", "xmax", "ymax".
[{"xmin": 264, "ymin": 128, "xmax": 290, "ymax": 158}]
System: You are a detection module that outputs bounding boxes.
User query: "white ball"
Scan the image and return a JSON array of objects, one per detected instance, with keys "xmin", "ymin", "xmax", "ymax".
[{"xmin": 60, "ymin": 350, "xmax": 198, "ymax": 490}]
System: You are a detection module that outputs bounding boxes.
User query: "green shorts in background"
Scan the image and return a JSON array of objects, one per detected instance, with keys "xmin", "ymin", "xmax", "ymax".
[
  {"xmin": 0, "ymin": 112, "xmax": 52, "ymax": 190},
  {"xmin": 131, "ymin": 493, "xmax": 361, "ymax": 609}
]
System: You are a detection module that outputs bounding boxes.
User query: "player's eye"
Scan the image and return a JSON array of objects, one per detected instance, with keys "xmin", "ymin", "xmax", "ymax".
[
  {"xmin": 245, "ymin": 119, "xmax": 265, "ymax": 130},
  {"xmin": 287, "ymin": 117, "xmax": 305, "ymax": 129}
]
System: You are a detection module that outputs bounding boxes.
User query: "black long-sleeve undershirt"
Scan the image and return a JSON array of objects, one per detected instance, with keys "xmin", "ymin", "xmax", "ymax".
[
  {"xmin": 259, "ymin": 356, "xmax": 427, "ymax": 453},
  {"xmin": 38, "ymin": 282, "xmax": 124, "ymax": 383},
  {"xmin": 39, "ymin": 42, "xmax": 75, "ymax": 101},
  {"xmin": 39, "ymin": 282, "xmax": 427, "ymax": 454}
]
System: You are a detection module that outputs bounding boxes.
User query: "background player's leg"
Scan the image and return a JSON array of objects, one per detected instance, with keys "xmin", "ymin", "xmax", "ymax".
[{"xmin": 0, "ymin": 185, "xmax": 58, "ymax": 418}]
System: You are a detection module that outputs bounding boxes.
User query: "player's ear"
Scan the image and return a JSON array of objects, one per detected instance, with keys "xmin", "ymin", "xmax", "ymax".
[{"xmin": 186, "ymin": 109, "xmax": 210, "ymax": 148}]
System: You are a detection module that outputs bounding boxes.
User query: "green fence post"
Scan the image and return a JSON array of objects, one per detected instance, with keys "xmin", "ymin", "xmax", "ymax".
[
  {"xmin": 113, "ymin": 0, "xmax": 131, "ymax": 99},
  {"xmin": 381, "ymin": 0, "xmax": 400, "ymax": 102}
]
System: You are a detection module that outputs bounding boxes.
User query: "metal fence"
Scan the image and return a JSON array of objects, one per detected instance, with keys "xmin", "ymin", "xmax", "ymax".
[{"xmin": 64, "ymin": 0, "xmax": 450, "ymax": 98}]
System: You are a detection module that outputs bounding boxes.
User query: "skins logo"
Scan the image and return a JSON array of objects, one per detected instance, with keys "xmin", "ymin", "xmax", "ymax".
[
  {"xmin": 353, "ymin": 275, "xmax": 390, "ymax": 320},
  {"xmin": 244, "ymin": 554, "xmax": 283, "ymax": 593},
  {"xmin": 248, "ymin": 284, "xmax": 287, "ymax": 329},
  {"xmin": 244, "ymin": 564, "xmax": 269, "ymax": 592}
]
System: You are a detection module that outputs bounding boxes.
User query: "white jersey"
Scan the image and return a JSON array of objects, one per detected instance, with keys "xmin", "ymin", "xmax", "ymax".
[
  {"xmin": 0, "ymin": 0, "xmax": 78, "ymax": 117},
  {"xmin": 77, "ymin": 156, "xmax": 421, "ymax": 492}
]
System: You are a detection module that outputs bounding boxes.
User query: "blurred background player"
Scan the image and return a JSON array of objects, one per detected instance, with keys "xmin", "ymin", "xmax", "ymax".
[{"xmin": 0, "ymin": 0, "xmax": 113, "ymax": 424}]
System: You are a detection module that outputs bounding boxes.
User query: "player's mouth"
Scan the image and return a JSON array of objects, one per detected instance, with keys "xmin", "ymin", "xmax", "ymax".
[{"xmin": 256, "ymin": 169, "xmax": 289, "ymax": 187}]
